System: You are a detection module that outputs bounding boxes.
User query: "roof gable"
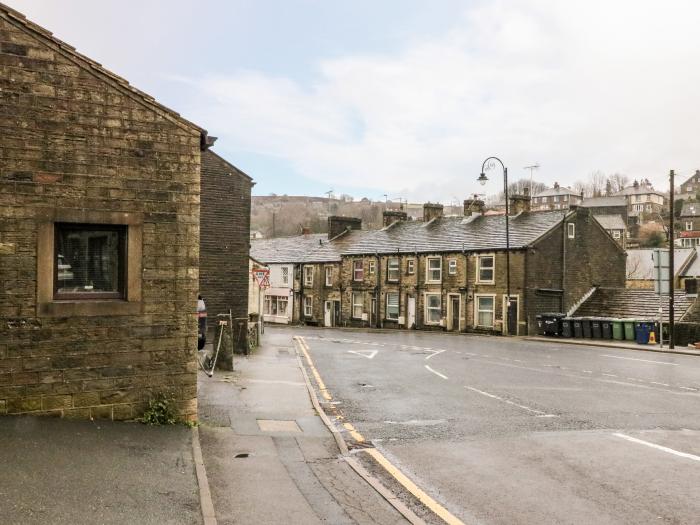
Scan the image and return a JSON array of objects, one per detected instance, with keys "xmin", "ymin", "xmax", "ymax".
[{"xmin": 0, "ymin": 2, "xmax": 204, "ymax": 137}]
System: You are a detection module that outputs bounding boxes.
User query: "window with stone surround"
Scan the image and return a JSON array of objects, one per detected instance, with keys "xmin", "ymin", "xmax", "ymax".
[
  {"xmin": 353, "ymin": 260, "xmax": 364, "ymax": 281},
  {"xmin": 325, "ymin": 266, "xmax": 333, "ymax": 286},
  {"xmin": 686, "ymin": 221, "xmax": 693, "ymax": 231},
  {"xmin": 426, "ymin": 257, "xmax": 441, "ymax": 283},
  {"xmin": 303, "ymin": 295, "xmax": 313, "ymax": 317},
  {"xmin": 448, "ymin": 259, "xmax": 457, "ymax": 275},
  {"xmin": 476, "ymin": 255, "xmax": 494, "ymax": 284},
  {"xmin": 281, "ymin": 267, "xmax": 289, "ymax": 285},
  {"xmin": 303, "ymin": 266, "xmax": 313, "ymax": 286},
  {"xmin": 352, "ymin": 292, "xmax": 364, "ymax": 319},
  {"xmin": 387, "ymin": 258, "xmax": 400, "ymax": 282},
  {"xmin": 424, "ymin": 293, "xmax": 441, "ymax": 324},
  {"xmin": 407, "ymin": 258, "xmax": 415, "ymax": 274},
  {"xmin": 386, "ymin": 292, "xmax": 399, "ymax": 320},
  {"xmin": 475, "ymin": 295, "xmax": 495, "ymax": 327},
  {"xmin": 54, "ymin": 223, "xmax": 126, "ymax": 300},
  {"xmin": 567, "ymin": 223, "xmax": 576, "ymax": 239},
  {"xmin": 368, "ymin": 260, "xmax": 376, "ymax": 275}
]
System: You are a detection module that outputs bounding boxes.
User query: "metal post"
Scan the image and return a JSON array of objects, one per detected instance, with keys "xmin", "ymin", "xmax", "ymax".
[
  {"xmin": 504, "ymin": 167, "xmax": 511, "ymax": 335},
  {"xmin": 669, "ymin": 170, "xmax": 675, "ymax": 349}
]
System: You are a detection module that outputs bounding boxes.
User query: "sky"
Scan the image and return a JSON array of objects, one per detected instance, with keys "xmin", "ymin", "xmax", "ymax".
[{"xmin": 7, "ymin": 0, "xmax": 700, "ymax": 202}]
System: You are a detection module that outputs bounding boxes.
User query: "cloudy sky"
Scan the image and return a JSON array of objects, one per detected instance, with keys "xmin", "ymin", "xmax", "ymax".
[{"xmin": 8, "ymin": 0, "xmax": 700, "ymax": 201}]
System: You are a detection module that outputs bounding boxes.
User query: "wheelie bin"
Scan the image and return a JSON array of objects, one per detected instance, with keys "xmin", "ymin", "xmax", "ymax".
[
  {"xmin": 601, "ymin": 318, "xmax": 613, "ymax": 339},
  {"xmin": 542, "ymin": 313, "xmax": 564, "ymax": 336},
  {"xmin": 634, "ymin": 320, "xmax": 652, "ymax": 344},
  {"xmin": 535, "ymin": 315, "xmax": 546, "ymax": 336},
  {"xmin": 591, "ymin": 318, "xmax": 603, "ymax": 339},
  {"xmin": 581, "ymin": 317, "xmax": 593, "ymax": 338},
  {"xmin": 623, "ymin": 319, "xmax": 636, "ymax": 341},
  {"xmin": 572, "ymin": 318, "xmax": 583, "ymax": 338},
  {"xmin": 611, "ymin": 319, "xmax": 624, "ymax": 340},
  {"xmin": 560, "ymin": 318, "xmax": 573, "ymax": 338}
]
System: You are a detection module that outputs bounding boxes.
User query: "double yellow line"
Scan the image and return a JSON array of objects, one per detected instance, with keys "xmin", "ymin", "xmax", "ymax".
[{"xmin": 294, "ymin": 336, "xmax": 465, "ymax": 525}]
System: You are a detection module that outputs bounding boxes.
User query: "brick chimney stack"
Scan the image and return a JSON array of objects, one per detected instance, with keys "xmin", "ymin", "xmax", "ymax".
[
  {"xmin": 327, "ymin": 216, "xmax": 362, "ymax": 239},
  {"xmin": 423, "ymin": 203, "xmax": 444, "ymax": 222},
  {"xmin": 383, "ymin": 210, "xmax": 408, "ymax": 227}
]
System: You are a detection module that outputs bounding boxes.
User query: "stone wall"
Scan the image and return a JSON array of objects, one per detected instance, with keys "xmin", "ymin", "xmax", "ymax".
[
  {"xmin": 199, "ymin": 150, "xmax": 252, "ymax": 347},
  {"xmin": 0, "ymin": 12, "xmax": 201, "ymax": 420}
]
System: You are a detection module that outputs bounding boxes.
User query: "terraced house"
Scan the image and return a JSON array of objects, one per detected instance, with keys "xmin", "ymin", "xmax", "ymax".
[{"xmin": 252, "ymin": 197, "xmax": 627, "ymax": 335}]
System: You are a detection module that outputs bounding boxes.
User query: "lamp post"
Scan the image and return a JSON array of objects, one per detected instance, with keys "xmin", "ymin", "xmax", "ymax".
[{"xmin": 478, "ymin": 157, "xmax": 512, "ymax": 335}]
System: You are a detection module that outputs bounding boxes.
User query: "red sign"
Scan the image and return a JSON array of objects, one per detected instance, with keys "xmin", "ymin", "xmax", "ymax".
[{"xmin": 251, "ymin": 268, "xmax": 270, "ymax": 288}]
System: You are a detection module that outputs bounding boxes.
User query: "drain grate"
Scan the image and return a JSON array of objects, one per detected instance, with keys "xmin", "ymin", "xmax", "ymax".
[{"xmin": 235, "ymin": 453, "xmax": 250, "ymax": 458}]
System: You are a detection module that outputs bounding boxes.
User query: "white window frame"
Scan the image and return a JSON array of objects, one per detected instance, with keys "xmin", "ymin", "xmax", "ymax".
[
  {"xmin": 265, "ymin": 295, "xmax": 288, "ymax": 317},
  {"xmin": 386, "ymin": 292, "xmax": 399, "ymax": 320},
  {"xmin": 448, "ymin": 259, "xmax": 457, "ymax": 275},
  {"xmin": 303, "ymin": 295, "xmax": 313, "ymax": 317},
  {"xmin": 567, "ymin": 223, "xmax": 575, "ymax": 239},
  {"xmin": 474, "ymin": 294, "xmax": 496, "ymax": 328},
  {"xmin": 612, "ymin": 230, "xmax": 621, "ymax": 239},
  {"xmin": 387, "ymin": 257, "xmax": 400, "ymax": 282},
  {"xmin": 303, "ymin": 266, "xmax": 313, "ymax": 286},
  {"xmin": 476, "ymin": 254, "xmax": 495, "ymax": 284},
  {"xmin": 686, "ymin": 221, "xmax": 693, "ymax": 231},
  {"xmin": 426, "ymin": 257, "xmax": 442, "ymax": 283},
  {"xmin": 407, "ymin": 259, "xmax": 415, "ymax": 274},
  {"xmin": 353, "ymin": 260, "xmax": 364, "ymax": 282},
  {"xmin": 325, "ymin": 266, "xmax": 333, "ymax": 286},
  {"xmin": 368, "ymin": 260, "xmax": 376, "ymax": 275},
  {"xmin": 281, "ymin": 266, "xmax": 289, "ymax": 285},
  {"xmin": 424, "ymin": 293, "xmax": 442, "ymax": 325},
  {"xmin": 352, "ymin": 292, "xmax": 363, "ymax": 319}
]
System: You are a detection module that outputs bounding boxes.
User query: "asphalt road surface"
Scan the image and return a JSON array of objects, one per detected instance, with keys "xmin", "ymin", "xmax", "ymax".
[{"xmin": 284, "ymin": 326, "xmax": 700, "ymax": 525}]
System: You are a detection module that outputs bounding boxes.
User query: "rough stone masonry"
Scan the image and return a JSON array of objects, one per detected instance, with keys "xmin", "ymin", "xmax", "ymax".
[{"xmin": 0, "ymin": 4, "xmax": 204, "ymax": 420}]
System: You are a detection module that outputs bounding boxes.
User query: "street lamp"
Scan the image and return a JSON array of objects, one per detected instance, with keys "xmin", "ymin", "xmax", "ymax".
[{"xmin": 479, "ymin": 156, "xmax": 512, "ymax": 335}]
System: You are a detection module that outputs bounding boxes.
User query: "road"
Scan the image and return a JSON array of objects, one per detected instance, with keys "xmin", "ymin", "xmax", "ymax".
[{"xmin": 283, "ymin": 326, "xmax": 700, "ymax": 525}]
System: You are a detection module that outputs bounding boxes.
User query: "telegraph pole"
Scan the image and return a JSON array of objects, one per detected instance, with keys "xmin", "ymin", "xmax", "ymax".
[{"xmin": 669, "ymin": 170, "xmax": 675, "ymax": 349}]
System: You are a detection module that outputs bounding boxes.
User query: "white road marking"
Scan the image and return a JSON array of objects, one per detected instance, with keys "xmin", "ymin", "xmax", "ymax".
[
  {"xmin": 348, "ymin": 349, "xmax": 378, "ymax": 359},
  {"xmin": 602, "ymin": 373, "xmax": 617, "ymax": 377},
  {"xmin": 650, "ymin": 381, "xmax": 670, "ymax": 387},
  {"xmin": 679, "ymin": 386, "xmax": 698, "ymax": 391},
  {"xmin": 582, "ymin": 370, "xmax": 593, "ymax": 374},
  {"xmin": 425, "ymin": 349, "xmax": 446, "ymax": 360},
  {"xmin": 424, "ymin": 365, "xmax": 448, "ymax": 380},
  {"xmin": 601, "ymin": 354, "xmax": 679, "ymax": 366},
  {"xmin": 613, "ymin": 433, "xmax": 700, "ymax": 462},
  {"xmin": 465, "ymin": 386, "xmax": 558, "ymax": 417}
]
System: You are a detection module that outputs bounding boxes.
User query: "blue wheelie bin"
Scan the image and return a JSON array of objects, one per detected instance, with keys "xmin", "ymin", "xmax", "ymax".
[{"xmin": 634, "ymin": 320, "xmax": 652, "ymax": 344}]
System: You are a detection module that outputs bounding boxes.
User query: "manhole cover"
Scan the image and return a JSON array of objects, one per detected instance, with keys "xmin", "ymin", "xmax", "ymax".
[{"xmin": 257, "ymin": 419, "xmax": 302, "ymax": 432}]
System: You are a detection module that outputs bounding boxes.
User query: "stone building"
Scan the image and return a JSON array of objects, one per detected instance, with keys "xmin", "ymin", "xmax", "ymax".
[
  {"xmin": 678, "ymin": 169, "xmax": 700, "ymax": 200},
  {"xmin": 531, "ymin": 183, "xmax": 583, "ymax": 211},
  {"xmin": 612, "ymin": 180, "xmax": 665, "ymax": 225},
  {"xmin": 199, "ymin": 149, "xmax": 253, "ymax": 347},
  {"xmin": 252, "ymin": 199, "xmax": 627, "ymax": 335},
  {"xmin": 678, "ymin": 201, "xmax": 700, "ymax": 248},
  {"xmin": 0, "ymin": 4, "xmax": 235, "ymax": 421}
]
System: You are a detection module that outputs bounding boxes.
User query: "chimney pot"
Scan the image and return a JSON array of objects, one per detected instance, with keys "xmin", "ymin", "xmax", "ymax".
[
  {"xmin": 463, "ymin": 198, "xmax": 485, "ymax": 217},
  {"xmin": 382, "ymin": 210, "xmax": 408, "ymax": 227},
  {"xmin": 327, "ymin": 216, "xmax": 361, "ymax": 239}
]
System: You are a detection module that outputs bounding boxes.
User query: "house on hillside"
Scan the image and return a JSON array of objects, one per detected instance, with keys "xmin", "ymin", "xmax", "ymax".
[
  {"xmin": 0, "ymin": 3, "xmax": 234, "ymax": 420},
  {"xmin": 678, "ymin": 202, "xmax": 700, "ymax": 248},
  {"xmin": 678, "ymin": 169, "xmax": 700, "ymax": 200},
  {"xmin": 531, "ymin": 183, "xmax": 583, "ymax": 211},
  {"xmin": 254, "ymin": 197, "xmax": 627, "ymax": 335},
  {"xmin": 612, "ymin": 180, "xmax": 665, "ymax": 226},
  {"xmin": 593, "ymin": 215, "xmax": 627, "ymax": 247}
]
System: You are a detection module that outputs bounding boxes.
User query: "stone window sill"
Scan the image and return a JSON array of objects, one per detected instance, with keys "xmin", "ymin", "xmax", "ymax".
[{"xmin": 38, "ymin": 300, "xmax": 142, "ymax": 317}]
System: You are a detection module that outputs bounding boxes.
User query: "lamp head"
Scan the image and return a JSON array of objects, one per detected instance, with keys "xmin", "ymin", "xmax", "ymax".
[{"xmin": 478, "ymin": 172, "xmax": 488, "ymax": 186}]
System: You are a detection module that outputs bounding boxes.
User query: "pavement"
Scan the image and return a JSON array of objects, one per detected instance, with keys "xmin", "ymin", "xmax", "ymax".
[
  {"xmin": 196, "ymin": 329, "xmax": 408, "ymax": 525},
  {"xmin": 0, "ymin": 416, "xmax": 202, "ymax": 525},
  {"xmin": 525, "ymin": 335, "xmax": 700, "ymax": 357},
  {"xmin": 292, "ymin": 325, "xmax": 700, "ymax": 525}
]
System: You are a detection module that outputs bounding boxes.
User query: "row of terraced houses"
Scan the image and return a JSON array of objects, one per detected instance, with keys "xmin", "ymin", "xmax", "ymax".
[{"xmin": 252, "ymin": 198, "xmax": 628, "ymax": 335}]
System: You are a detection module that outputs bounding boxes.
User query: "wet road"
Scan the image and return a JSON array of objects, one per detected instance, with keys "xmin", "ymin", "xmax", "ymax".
[{"xmin": 283, "ymin": 326, "xmax": 700, "ymax": 525}]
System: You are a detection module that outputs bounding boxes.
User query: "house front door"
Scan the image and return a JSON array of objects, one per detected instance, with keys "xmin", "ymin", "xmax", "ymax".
[
  {"xmin": 324, "ymin": 301, "xmax": 332, "ymax": 327},
  {"xmin": 407, "ymin": 296, "xmax": 416, "ymax": 329},
  {"xmin": 450, "ymin": 296, "xmax": 460, "ymax": 332},
  {"xmin": 503, "ymin": 295, "xmax": 519, "ymax": 335}
]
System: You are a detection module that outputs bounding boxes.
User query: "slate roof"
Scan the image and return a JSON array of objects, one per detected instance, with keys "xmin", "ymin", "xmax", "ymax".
[
  {"xmin": 573, "ymin": 288, "xmax": 693, "ymax": 321},
  {"xmin": 594, "ymin": 214, "xmax": 626, "ymax": 231},
  {"xmin": 581, "ymin": 196, "xmax": 627, "ymax": 208},
  {"xmin": 534, "ymin": 186, "xmax": 580, "ymax": 198},
  {"xmin": 680, "ymin": 202, "xmax": 700, "ymax": 218},
  {"xmin": 251, "ymin": 234, "xmax": 341, "ymax": 264},
  {"xmin": 613, "ymin": 185, "xmax": 664, "ymax": 198},
  {"xmin": 0, "ymin": 2, "xmax": 204, "ymax": 135},
  {"xmin": 252, "ymin": 210, "xmax": 570, "ymax": 263}
]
